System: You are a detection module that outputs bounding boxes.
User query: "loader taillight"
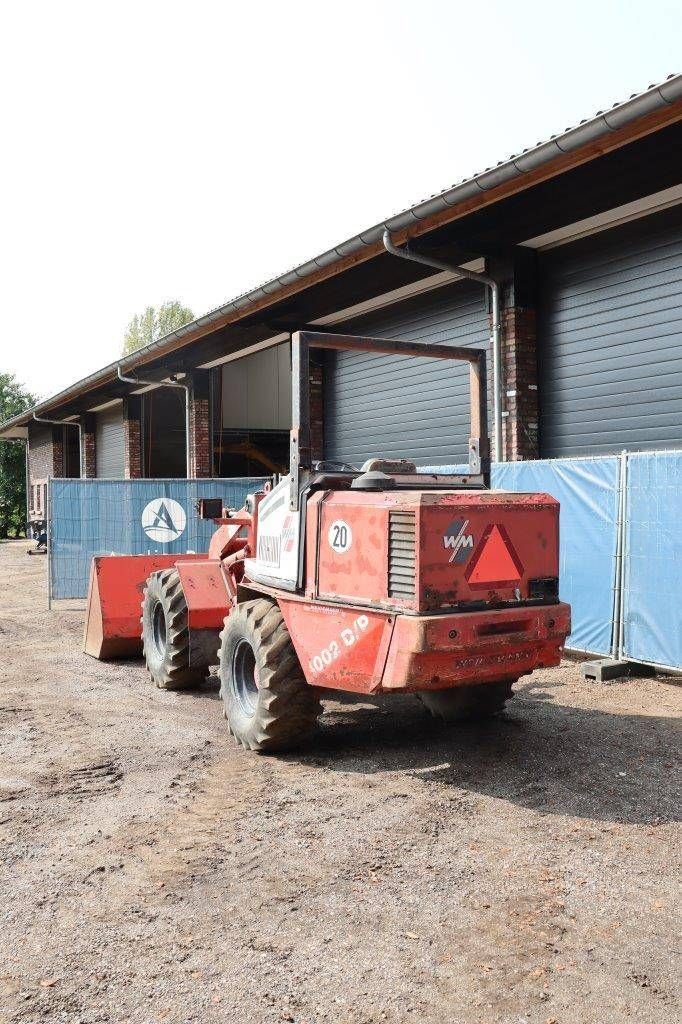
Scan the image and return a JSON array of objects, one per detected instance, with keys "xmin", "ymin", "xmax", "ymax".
[{"xmin": 528, "ymin": 577, "xmax": 559, "ymax": 601}]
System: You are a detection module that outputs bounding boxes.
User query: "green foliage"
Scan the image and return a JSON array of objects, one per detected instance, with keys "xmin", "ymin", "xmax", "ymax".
[
  {"xmin": 122, "ymin": 301, "xmax": 194, "ymax": 355},
  {"xmin": 0, "ymin": 373, "xmax": 37, "ymax": 539}
]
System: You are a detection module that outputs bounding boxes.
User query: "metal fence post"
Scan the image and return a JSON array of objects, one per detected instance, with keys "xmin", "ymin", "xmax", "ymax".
[
  {"xmin": 47, "ymin": 477, "xmax": 52, "ymax": 610},
  {"xmin": 616, "ymin": 450, "xmax": 629, "ymax": 662}
]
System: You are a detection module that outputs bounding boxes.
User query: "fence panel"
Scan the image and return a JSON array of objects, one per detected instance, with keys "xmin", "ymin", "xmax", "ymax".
[
  {"xmin": 49, "ymin": 477, "xmax": 267, "ymax": 600},
  {"xmin": 492, "ymin": 458, "xmax": 620, "ymax": 656},
  {"xmin": 622, "ymin": 452, "xmax": 682, "ymax": 670},
  {"xmin": 421, "ymin": 459, "xmax": 621, "ymax": 656}
]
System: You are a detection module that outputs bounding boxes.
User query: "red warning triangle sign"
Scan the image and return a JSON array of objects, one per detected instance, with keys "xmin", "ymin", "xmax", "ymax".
[{"xmin": 465, "ymin": 524, "xmax": 523, "ymax": 586}]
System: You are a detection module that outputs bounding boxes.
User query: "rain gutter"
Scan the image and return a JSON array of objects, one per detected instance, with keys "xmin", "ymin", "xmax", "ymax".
[{"xmin": 1, "ymin": 76, "xmax": 681, "ymax": 437}]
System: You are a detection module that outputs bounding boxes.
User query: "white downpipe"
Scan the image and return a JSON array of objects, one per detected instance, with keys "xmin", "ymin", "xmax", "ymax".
[{"xmin": 382, "ymin": 230, "xmax": 503, "ymax": 462}]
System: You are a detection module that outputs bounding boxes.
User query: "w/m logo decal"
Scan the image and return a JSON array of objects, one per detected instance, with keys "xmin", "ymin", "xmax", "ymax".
[{"xmin": 443, "ymin": 518, "xmax": 474, "ymax": 564}]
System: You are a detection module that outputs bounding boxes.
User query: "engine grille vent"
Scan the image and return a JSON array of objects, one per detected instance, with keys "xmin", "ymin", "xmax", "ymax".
[{"xmin": 388, "ymin": 511, "xmax": 416, "ymax": 598}]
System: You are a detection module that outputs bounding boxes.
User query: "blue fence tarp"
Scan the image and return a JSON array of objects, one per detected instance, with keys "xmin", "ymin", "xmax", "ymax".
[
  {"xmin": 493, "ymin": 459, "xmax": 620, "ymax": 656},
  {"xmin": 49, "ymin": 478, "xmax": 267, "ymax": 600},
  {"xmin": 50, "ymin": 458, "xmax": 682, "ymax": 671},
  {"xmin": 622, "ymin": 452, "xmax": 682, "ymax": 670}
]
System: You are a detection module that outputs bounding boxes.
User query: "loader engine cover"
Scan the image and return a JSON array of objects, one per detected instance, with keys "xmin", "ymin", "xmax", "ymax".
[{"xmin": 309, "ymin": 488, "xmax": 560, "ymax": 613}]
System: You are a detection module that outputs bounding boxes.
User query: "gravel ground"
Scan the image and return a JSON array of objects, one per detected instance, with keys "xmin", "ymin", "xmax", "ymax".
[{"xmin": 0, "ymin": 538, "xmax": 680, "ymax": 1024}]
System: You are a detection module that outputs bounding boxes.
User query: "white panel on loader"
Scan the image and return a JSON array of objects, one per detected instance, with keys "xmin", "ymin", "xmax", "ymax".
[{"xmin": 246, "ymin": 476, "xmax": 300, "ymax": 585}]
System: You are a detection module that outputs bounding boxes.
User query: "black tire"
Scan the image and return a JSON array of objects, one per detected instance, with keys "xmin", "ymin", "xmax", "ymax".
[
  {"xmin": 417, "ymin": 681, "xmax": 513, "ymax": 722},
  {"xmin": 218, "ymin": 598, "xmax": 321, "ymax": 752},
  {"xmin": 141, "ymin": 569, "xmax": 205, "ymax": 690}
]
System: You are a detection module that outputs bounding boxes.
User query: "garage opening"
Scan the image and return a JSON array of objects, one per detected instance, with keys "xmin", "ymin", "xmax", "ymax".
[
  {"xmin": 63, "ymin": 425, "xmax": 81, "ymax": 477},
  {"xmin": 95, "ymin": 402, "xmax": 125, "ymax": 478},
  {"xmin": 143, "ymin": 389, "xmax": 187, "ymax": 478},
  {"xmin": 213, "ymin": 347, "xmax": 290, "ymax": 476}
]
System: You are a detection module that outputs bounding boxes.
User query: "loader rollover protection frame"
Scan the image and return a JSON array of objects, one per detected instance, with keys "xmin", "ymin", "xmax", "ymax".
[{"xmin": 288, "ymin": 330, "xmax": 491, "ymax": 510}]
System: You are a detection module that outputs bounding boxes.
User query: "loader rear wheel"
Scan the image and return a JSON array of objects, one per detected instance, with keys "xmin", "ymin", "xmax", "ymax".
[
  {"xmin": 219, "ymin": 599, "xmax": 321, "ymax": 753},
  {"xmin": 417, "ymin": 682, "xmax": 513, "ymax": 722},
  {"xmin": 141, "ymin": 569, "xmax": 204, "ymax": 690}
]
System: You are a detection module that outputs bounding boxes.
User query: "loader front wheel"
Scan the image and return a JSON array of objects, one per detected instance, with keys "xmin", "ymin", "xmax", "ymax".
[
  {"xmin": 219, "ymin": 599, "xmax": 320, "ymax": 752},
  {"xmin": 417, "ymin": 682, "xmax": 513, "ymax": 722},
  {"xmin": 141, "ymin": 569, "xmax": 204, "ymax": 690}
]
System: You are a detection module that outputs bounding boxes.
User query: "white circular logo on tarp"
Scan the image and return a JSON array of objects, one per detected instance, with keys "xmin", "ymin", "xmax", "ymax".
[
  {"xmin": 141, "ymin": 498, "xmax": 187, "ymax": 543},
  {"xmin": 328, "ymin": 519, "xmax": 352, "ymax": 554}
]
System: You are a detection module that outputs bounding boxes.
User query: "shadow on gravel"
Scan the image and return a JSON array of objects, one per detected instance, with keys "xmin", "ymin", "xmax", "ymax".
[{"xmin": 286, "ymin": 686, "xmax": 681, "ymax": 827}]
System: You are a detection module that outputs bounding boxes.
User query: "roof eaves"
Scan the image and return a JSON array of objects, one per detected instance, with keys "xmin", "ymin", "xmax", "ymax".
[{"xmin": 2, "ymin": 73, "xmax": 681, "ymax": 438}]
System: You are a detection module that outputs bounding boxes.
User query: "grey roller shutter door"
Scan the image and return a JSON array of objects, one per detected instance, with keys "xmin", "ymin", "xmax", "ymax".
[
  {"xmin": 539, "ymin": 206, "xmax": 682, "ymax": 456},
  {"xmin": 96, "ymin": 404, "xmax": 125, "ymax": 478},
  {"xmin": 324, "ymin": 282, "xmax": 489, "ymax": 467}
]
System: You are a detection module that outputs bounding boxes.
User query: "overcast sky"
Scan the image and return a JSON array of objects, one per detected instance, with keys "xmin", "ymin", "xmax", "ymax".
[{"xmin": 1, "ymin": 0, "xmax": 680, "ymax": 399}]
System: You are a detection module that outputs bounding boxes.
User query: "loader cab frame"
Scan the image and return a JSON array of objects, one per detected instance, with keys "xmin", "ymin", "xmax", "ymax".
[{"xmin": 288, "ymin": 330, "xmax": 491, "ymax": 510}]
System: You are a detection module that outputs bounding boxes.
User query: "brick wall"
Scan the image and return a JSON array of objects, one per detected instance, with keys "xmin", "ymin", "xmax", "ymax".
[
  {"xmin": 501, "ymin": 306, "xmax": 539, "ymax": 461},
  {"xmin": 27, "ymin": 424, "xmax": 69, "ymax": 482},
  {"xmin": 487, "ymin": 249, "xmax": 540, "ymax": 463},
  {"xmin": 189, "ymin": 371, "xmax": 211, "ymax": 478},
  {"xmin": 26, "ymin": 423, "xmax": 68, "ymax": 515},
  {"xmin": 27, "ymin": 424, "xmax": 55, "ymax": 484},
  {"xmin": 123, "ymin": 396, "xmax": 142, "ymax": 479}
]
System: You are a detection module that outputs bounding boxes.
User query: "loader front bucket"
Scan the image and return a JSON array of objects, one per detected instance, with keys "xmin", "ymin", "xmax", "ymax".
[{"xmin": 84, "ymin": 554, "xmax": 186, "ymax": 659}]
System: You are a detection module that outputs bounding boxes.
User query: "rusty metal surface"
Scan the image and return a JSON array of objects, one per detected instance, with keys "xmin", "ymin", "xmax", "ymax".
[
  {"xmin": 312, "ymin": 488, "xmax": 560, "ymax": 614},
  {"xmin": 276, "ymin": 597, "xmax": 395, "ymax": 693},
  {"xmin": 174, "ymin": 560, "xmax": 230, "ymax": 631},
  {"xmin": 380, "ymin": 602, "xmax": 570, "ymax": 691},
  {"xmin": 83, "ymin": 554, "xmax": 203, "ymax": 659},
  {"xmin": 274, "ymin": 592, "xmax": 569, "ymax": 694}
]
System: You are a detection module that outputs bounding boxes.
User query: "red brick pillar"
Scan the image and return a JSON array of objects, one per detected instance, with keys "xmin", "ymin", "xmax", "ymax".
[
  {"xmin": 488, "ymin": 249, "xmax": 539, "ymax": 462},
  {"xmin": 188, "ymin": 370, "xmax": 211, "ymax": 478},
  {"xmin": 310, "ymin": 360, "xmax": 324, "ymax": 462},
  {"xmin": 80, "ymin": 414, "xmax": 97, "ymax": 477},
  {"xmin": 123, "ymin": 396, "xmax": 143, "ymax": 478},
  {"xmin": 502, "ymin": 306, "xmax": 539, "ymax": 461}
]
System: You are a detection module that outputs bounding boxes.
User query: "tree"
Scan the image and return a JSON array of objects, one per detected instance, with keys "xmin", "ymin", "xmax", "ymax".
[
  {"xmin": 0, "ymin": 373, "xmax": 37, "ymax": 539},
  {"xmin": 122, "ymin": 300, "xmax": 194, "ymax": 355}
]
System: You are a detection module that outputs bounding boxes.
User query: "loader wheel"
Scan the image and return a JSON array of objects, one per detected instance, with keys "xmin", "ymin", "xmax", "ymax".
[
  {"xmin": 141, "ymin": 569, "xmax": 204, "ymax": 690},
  {"xmin": 219, "ymin": 599, "xmax": 321, "ymax": 753},
  {"xmin": 417, "ymin": 682, "xmax": 513, "ymax": 722}
]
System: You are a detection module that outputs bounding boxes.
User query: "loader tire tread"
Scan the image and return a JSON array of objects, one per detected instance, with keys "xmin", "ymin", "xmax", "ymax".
[
  {"xmin": 418, "ymin": 681, "xmax": 513, "ymax": 722},
  {"xmin": 141, "ymin": 569, "xmax": 204, "ymax": 690},
  {"xmin": 219, "ymin": 598, "xmax": 320, "ymax": 753}
]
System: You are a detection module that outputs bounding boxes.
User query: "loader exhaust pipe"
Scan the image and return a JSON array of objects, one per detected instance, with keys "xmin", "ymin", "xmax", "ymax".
[{"xmin": 382, "ymin": 230, "xmax": 503, "ymax": 463}]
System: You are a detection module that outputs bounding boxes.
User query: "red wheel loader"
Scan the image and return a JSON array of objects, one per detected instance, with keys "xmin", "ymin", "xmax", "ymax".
[{"xmin": 84, "ymin": 331, "xmax": 570, "ymax": 751}]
